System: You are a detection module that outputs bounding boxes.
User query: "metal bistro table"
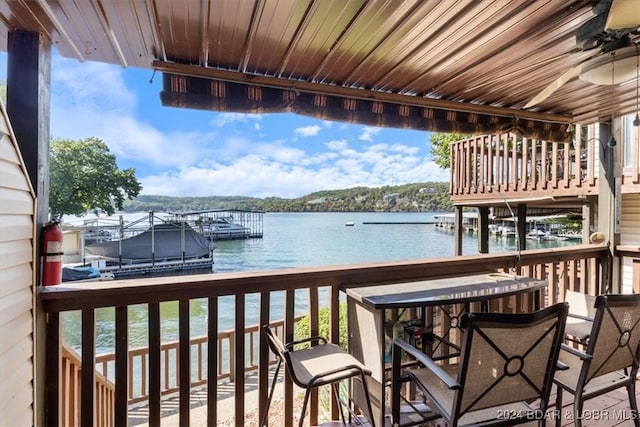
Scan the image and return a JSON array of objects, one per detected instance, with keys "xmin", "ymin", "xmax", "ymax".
[{"xmin": 343, "ymin": 272, "xmax": 547, "ymax": 426}]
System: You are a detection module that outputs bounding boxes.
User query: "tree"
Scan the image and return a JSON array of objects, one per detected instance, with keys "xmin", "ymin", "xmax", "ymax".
[
  {"xmin": 429, "ymin": 133, "xmax": 471, "ymax": 169},
  {"xmin": 49, "ymin": 137, "xmax": 142, "ymax": 217}
]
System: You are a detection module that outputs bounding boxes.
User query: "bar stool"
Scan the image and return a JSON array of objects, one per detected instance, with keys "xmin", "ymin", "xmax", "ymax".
[{"xmin": 262, "ymin": 325, "xmax": 375, "ymax": 427}]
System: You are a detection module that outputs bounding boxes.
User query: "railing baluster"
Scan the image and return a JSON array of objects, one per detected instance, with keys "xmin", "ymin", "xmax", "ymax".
[
  {"xmin": 574, "ymin": 126, "xmax": 582, "ymax": 187},
  {"xmin": 258, "ymin": 292, "xmax": 270, "ymax": 425},
  {"xmin": 480, "ymin": 136, "xmax": 486, "ymax": 192},
  {"xmin": 464, "ymin": 139, "xmax": 470, "ymax": 192},
  {"xmin": 521, "ymin": 138, "xmax": 529, "ymax": 189},
  {"xmin": 46, "ymin": 312, "xmax": 61, "ymax": 427},
  {"xmin": 502, "ymin": 134, "xmax": 508, "ymax": 190},
  {"xmin": 148, "ymin": 302, "xmax": 161, "ymax": 427},
  {"xmin": 563, "ymin": 141, "xmax": 570, "ymax": 187},
  {"xmin": 234, "ymin": 294, "xmax": 245, "ymax": 427},
  {"xmin": 541, "ymin": 140, "xmax": 548, "ymax": 188},
  {"xmin": 208, "ymin": 296, "xmax": 218, "ymax": 426},
  {"xmin": 81, "ymin": 309, "xmax": 95, "ymax": 426},
  {"xmin": 511, "ymin": 133, "xmax": 517, "ymax": 190},
  {"xmin": 309, "ymin": 287, "xmax": 319, "ymax": 425},
  {"xmin": 330, "ymin": 285, "xmax": 340, "ymax": 420},
  {"xmin": 449, "ymin": 142, "xmax": 455, "ymax": 194},
  {"xmin": 179, "ymin": 299, "xmax": 190, "ymax": 426},
  {"xmin": 115, "ymin": 306, "xmax": 128, "ymax": 426},
  {"xmin": 284, "ymin": 290, "xmax": 295, "ymax": 427},
  {"xmin": 488, "ymin": 136, "xmax": 495, "ymax": 188},
  {"xmin": 552, "ymin": 141, "xmax": 559, "ymax": 188}
]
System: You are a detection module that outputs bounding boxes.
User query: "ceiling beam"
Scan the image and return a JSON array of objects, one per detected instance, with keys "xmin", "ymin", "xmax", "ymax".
[{"xmin": 153, "ymin": 60, "xmax": 574, "ymax": 125}]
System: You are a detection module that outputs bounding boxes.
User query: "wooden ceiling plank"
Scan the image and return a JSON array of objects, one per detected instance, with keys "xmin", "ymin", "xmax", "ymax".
[
  {"xmin": 33, "ymin": 0, "xmax": 84, "ymax": 60},
  {"xmin": 400, "ymin": 1, "xmax": 586, "ymax": 100}
]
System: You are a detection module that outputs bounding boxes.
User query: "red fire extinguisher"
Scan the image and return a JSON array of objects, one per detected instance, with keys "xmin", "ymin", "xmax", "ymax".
[{"xmin": 41, "ymin": 220, "xmax": 63, "ymax": 286}]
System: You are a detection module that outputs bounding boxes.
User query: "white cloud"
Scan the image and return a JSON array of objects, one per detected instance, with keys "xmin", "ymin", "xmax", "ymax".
[
  {"xmin": 36, "ymin": 54, "xmax": 449, "ymax": 199},
  {"xmin": 52, "ymin": 60, "xmax": 135, "ymax": 114},
  {"xmin": 294, "ymin": 125, "xmax": 321, "ymax": 137},
  {"xmin": 359, "ymin": 126, "xmax": 381, "ymax": 141},
  {"xmin": 212, "ymin": 113, "xmax": 263, "ymax": 127}
]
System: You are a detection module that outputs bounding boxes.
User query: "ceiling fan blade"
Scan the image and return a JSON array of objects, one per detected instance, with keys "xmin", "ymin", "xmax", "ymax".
[
  {"xmin": 605, "ymin": 0, "xmax": 640, "ymax": 30},
  {"xmin": 524, "ymin": 63, "xmax": 584, "ymax": 108}
]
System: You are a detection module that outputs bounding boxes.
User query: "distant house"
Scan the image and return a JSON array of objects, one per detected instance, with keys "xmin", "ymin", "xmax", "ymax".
[{"xmin": 383, "ymin": 193, "xmax": 399, "ymax": 203}]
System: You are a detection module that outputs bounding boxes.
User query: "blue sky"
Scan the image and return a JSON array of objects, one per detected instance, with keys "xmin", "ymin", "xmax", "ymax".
[{"xmin": 1, "ymin": 52, "xmax": 448, "ymax": 198}]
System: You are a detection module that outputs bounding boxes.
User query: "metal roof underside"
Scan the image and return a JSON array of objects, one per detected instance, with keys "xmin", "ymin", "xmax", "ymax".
[{"xmin": 1, "ymin": 0, "xmax": 639, "ymax": 132}]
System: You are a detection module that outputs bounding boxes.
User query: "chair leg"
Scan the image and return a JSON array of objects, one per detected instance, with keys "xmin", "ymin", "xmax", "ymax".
[
  {"xmin": 627, "ymin": 381, "xmax": 640, "ymax": 427},
  {"xmin": 260, "ymin": 360, "xmax": 282, "ymax": 427},
  {"xmin": 360, "ymin": 372, "xmax": 375, "ymax": 427},
  {"xmin": 573, "ymin": 394, "xmax": 584, "ymax": 427},
  {"xmin": 298, "ymin": 388, "xmax": 312, "ymax": 427},
  {"xmin": 332, "ymin": 383, "xmax": 347, "ymax": 425},
  {"xmin": 554, "ymin": 387, "xmax": 563, "ymax": 427}
]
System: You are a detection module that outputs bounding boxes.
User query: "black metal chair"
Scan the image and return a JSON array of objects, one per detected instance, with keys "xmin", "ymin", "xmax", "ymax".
[
  {"xmin": 392, "ymin": 302, "xmax": 568, "ymax": 426},
  {"xmin": 554, "ymin": 293, "xmax": 640, "ymax": 427},
  {"xmin": 262, "ymin": 325, "xmax": 375, "ymax": 427}
]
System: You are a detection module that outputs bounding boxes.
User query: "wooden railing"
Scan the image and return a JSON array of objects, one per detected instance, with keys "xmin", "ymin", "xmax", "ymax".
[
  {"xmin": 450, "ymin": 131, "xmax": 599, "ymax": 202},
  {"xmin": 93, "ymin": 316, "xmax": 304, "ymax": 404},
  {"xmin": 42, "ymin": 244, "xmax": 609, "ymax": 427},
  {"xmin": 61, "ymin": 344, "xmax": 115, "ymax": 427}
]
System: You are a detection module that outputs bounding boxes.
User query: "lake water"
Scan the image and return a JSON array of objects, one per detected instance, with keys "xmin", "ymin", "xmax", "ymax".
[{"xmin": 62, "ymin": 212, "xmax": 577, "ymax": 354}]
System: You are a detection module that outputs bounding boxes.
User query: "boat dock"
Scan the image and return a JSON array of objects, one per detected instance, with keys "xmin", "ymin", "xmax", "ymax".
[
  {"xmin": 362, "ymin": 221, "xmax": 435, "ymax": 224},
  {"xmin": 168, "ymin": 209, "xmax": 264, "ymax": 240},
  {"xmin": 95, "ymin": 258, "xmax": 214, "ymax": 277}
]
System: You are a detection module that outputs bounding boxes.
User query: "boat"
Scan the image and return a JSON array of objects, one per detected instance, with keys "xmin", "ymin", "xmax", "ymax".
[
  {"xmin": 199, "ymin": 216, "xmax": 251, "ymax": 240},
  {"xmin": 526, "ymin": 229, "xmax": 546, "ymax": 241},
  {"xmin": 62, "ymin": 266, "xmax": 114, "ymax": 282},
  {"xmin": 85, "ymin": 222, "xmax": 214, "ymax": 263},
  {"xmin": 345, "ymin": 221, "xmax": 355, "ymax": 226},
  {"xmin": 558, "ymin": 230, "xmax": 583, "ymax": 241},
  {"xmin": 501, "ymin": 226, "xmax": 516, "ymax": 238}
]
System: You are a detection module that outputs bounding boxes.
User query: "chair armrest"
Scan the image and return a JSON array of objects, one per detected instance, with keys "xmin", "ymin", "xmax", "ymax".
[
  {"xmin": 285, "ymin": 335, "xmax": 327, "ymax": 349},
  {"xmin": 560, "ymin": 343, "xmax": 592, "ymax": 360},
  {"xmin": 567, "ymin": 313, "xmax": 594, "ymax": 322},
  {"xmin": 393, "ymin": 339, "xmax": 460, "ymax": 390},
  {"xmin": 307, "ymin": 364, "xmax": 367, "ymax": 387},
  {"xmin": 556, "ymin": 360, "xmax": 570, "ymax": 370}
]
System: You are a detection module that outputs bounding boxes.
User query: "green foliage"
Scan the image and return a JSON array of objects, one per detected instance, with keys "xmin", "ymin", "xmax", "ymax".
[
  {"xmin": 49, "ymin": 137, "xmax": 142, "ymax": 218},
  {"xmin": 430, "ymin": 133, "xmax": 471, "ymax": 169},
  {"xmin": 294, "ymin": 303, "xmax": 348, "ymax": 349},
  {"xmin": 123, "ymin": 181, "xmax": 453, "ymax": 213}
]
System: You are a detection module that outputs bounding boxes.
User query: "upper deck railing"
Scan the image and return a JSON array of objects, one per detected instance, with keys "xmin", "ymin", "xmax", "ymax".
[
  {"xmin": 450, "ymin": 131, "xmax": 599, "ymax": 203},
  {"xmin": 42, "ymin": 244, "xmax": 609, "ymax": 427}
]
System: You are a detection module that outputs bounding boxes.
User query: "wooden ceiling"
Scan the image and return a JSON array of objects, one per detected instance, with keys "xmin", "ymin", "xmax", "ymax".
[{"xmin": 1, "ymin": 0, "xmax": 639, "ymax": 126}]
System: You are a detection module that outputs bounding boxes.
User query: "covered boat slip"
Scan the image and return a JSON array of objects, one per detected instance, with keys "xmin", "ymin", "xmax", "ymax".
[{"xmin": 79, "ymin": 213, "xmax": 215, "ymax": 276}]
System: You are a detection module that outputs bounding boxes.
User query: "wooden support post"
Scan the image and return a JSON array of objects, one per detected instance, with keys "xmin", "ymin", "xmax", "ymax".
[
  {"xmin": 454, "ymin": 205, "xmax": 463, "ymax": 256},
  {"xmin": 597, "ymin": 122, "xmax": 620, "ymax": 292},
  {"xmin": 477, "ymin": 207, "xmax": 490, "ymax": 254},
  {"xmin": 7, "ymin": 30, "xmax": 51, "ymax": 427},
  {"xmin": 582, "ymin": 200, "xmax": 592, "ymax": 245},
  {"xmin": 517, "ymin": 204, "xmax": 527, "ymax": 252}
]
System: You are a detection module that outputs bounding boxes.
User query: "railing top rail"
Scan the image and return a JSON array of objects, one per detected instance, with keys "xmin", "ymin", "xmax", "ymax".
[{"xmin": 40, "ymin": 244, "xmax": 607, "ymax": 313}]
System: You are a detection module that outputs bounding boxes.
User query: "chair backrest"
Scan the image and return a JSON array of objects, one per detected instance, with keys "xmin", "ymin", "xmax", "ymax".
[
  {"xmin": 263, "ymin": 325, "xmax": 288, "ymax": 361},
  {"xmin": 452, "ymin": 302, "xmax": 568, "ymax": 419},
  {"xmin": 565, "ymin": 290, "xmax": 597, "ymax": 320},
  {"xmin": 584, "ymin": 293, "xmax": 640, "ymax": 382}
]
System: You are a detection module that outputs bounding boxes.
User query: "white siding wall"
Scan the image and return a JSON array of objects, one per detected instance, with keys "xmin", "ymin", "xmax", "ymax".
[
  {"xmin": 620, "ymin": 193, "xmax": 640, "ymax": 293},
  {"xmin": 0, "ymin": 101, "xmax": 35, "ymax": 426}
]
